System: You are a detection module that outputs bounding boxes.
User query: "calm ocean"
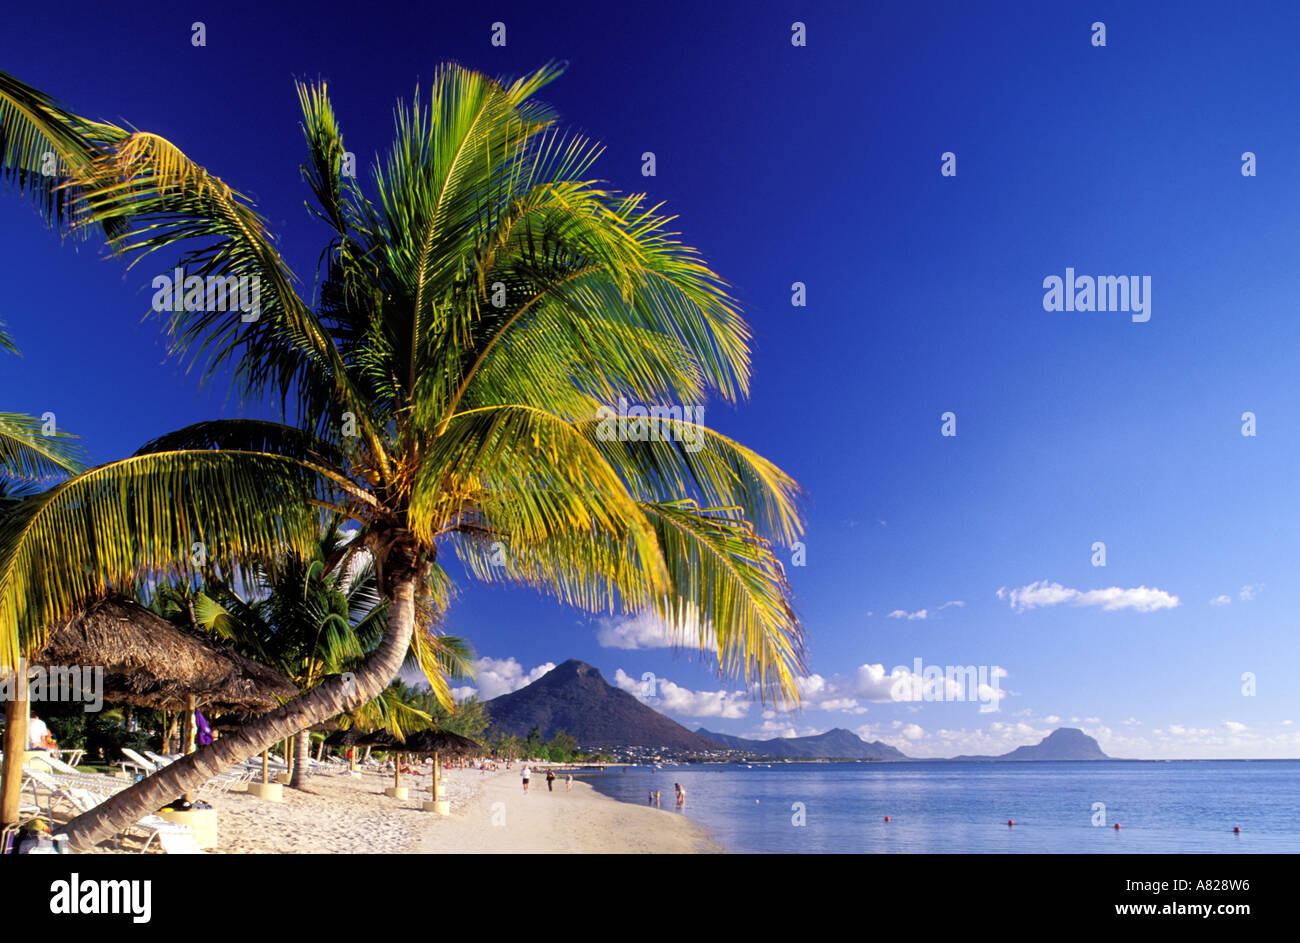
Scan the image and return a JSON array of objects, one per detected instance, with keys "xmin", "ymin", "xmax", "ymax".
[{"xmin": 581, "ymin": 760, "xmax": 1300, "ymax": 853}]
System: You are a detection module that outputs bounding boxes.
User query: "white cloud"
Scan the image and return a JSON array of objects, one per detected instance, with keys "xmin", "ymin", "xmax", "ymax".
[
  {"xmin": 458, "ymin": 657, "xmax": 555, "ymax": 700},
  {"xmin": 999, "ymin": 580, "xmax": 1179, "ymax": 613},
  {"xmin": 886, "ymin": 600, "xmax": 963, "ymax": 621},
  {"xmin": 1044, "ymin": 715, "xmax": 1061, "ymax": 724},
  {"xmin": 595, "ymin": 610, "xmax": 680, "ymax": 649},
  {"xmin": 1210, "ymin": 595, "xmax": 1232, "ymax": 607},
  {"xmin": 1239, "ymin": 583, "xmax": 1262, "ymax": 601},
  {"xmin": 612, "ymin": 669, "xmax": 751, "ymax": 719},
  {"xmin": 772, "ymin": 662, "xmax": 1006, "ymax": 715},
  {"xmin": 1223, "ymin": 721, "xmax": 1247, "ymax": 733}
]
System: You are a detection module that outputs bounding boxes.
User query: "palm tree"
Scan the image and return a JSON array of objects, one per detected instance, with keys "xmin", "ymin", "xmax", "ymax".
[
  {"xmin": 0, "ymin": 322, "xmax": 84, "ymax": 497},
  {"xmin": 183, "ymin": 522, "xmax": 473, "ymax": 788},
  {"xmin": 0, "ymin": 322, "xmax": 84, "ymax": 824},
  {"xmin": 0, "ymin": 63, "xmax": 806, "ymax": 850}
]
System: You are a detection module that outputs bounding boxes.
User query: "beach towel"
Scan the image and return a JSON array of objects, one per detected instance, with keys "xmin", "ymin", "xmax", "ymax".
[{"xmin": 195, "ymin": 710, "xmax": 215, "ymax": 746}]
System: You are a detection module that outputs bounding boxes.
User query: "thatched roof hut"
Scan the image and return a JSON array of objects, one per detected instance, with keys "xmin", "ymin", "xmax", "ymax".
[
  {"xmin": 29, "ymin": 596, "xmax": 297, "ymax": 711},
  {"xmin": 323, "ymin": 727, "xmax": 369, "ymax": 747},
  {"xmin": 399, "ymin": 729, "xmax": 481, "ymax": 756},
  {"xmin": 357, "ymin": 729, "xmax": 404, "ymax": 750}
]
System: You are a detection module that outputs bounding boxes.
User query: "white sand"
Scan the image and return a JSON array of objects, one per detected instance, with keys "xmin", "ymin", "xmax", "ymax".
[
  {"xmin": 193, "ymin": 765, "xmax": 720, "ymax": 854},
  {"xmin": 413, "ymin": 767, "xmax": 721, "ymax": 854}
]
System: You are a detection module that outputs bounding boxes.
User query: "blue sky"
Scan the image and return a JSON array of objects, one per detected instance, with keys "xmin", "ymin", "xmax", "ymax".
[{"xmin": 2, "ymin": 1, "xmax": 1298, "ymax": 757}]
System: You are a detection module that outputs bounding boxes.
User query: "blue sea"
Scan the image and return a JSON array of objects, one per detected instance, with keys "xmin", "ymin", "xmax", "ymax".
[{"xmin": 581, "ymin": 760, "xmax": 1300, "ymax": 853}]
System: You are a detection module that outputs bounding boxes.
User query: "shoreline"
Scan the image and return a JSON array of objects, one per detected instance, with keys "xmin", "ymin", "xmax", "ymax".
[
  {"xmin": 411, "ymin": 767, "xmax": 724, "ymax": 854},
  {"xmin": 139, "ymin": 764, "xmax": 726, "ymax": 854}
]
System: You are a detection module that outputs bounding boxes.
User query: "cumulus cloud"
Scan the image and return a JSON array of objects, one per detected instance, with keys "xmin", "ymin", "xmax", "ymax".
[
  {"xmin": 595, "ymin": 610, "xmax": 681, "ymax": 649},
  {"xmin": 612, "ymin": 669, "xmax": 751, "ymax": 719},
  {"xmin": 773, "ymin": 661, "xmax": 1006, "ymax": 715},
  {"xmin": 1223, "ymin": 721, "xmax": 1247, "ymax": 733},
  {"xmin": 458, "ymin": 657, "xmax": 555, "ymax": 700},
  {"xmin": 998, "ymin": 580, "xmax": 1179, "ymax": 613},
  {"xmin": 1239, "ymin": 584, "xmax": 1262, "ymax": 601},
  {"xmin": 1210, "ymin": 595, "xmax": 1232, "ymax": 607}
]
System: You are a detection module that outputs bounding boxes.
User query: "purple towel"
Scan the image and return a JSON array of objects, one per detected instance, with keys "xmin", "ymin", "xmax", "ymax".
[{"xmin": 195, "ymin": 710, "xmax": 214, "ymax": 746}]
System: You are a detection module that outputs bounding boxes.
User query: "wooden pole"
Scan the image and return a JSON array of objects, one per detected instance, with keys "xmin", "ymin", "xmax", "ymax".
[
  {"xmin": 432, "ymin": 751, "xmax": 439, "ymax": 802},
  {"xmin": 261, "ymin": 749, "xmax": 270, "ymax": 784},
  {"xmin": 183, "ymin": 694, "xmax": 196, "ymax": 803},
  {"xmin": 1, "ymin": 668, "xmax": 30, "ymax": 827}
]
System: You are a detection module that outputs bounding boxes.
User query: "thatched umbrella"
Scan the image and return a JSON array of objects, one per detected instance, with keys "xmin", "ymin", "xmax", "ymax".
[
  {"xmin": 10, "ymin": 597, "xmax": 297, "ymax": 804},
  {"xmin": 324, "ymin": 727, "xmax": 369, "ymax": 747},
  {"xmin": 31, "ymin": 597, "xmax": 297, "ymax": 711},
  {"xmin": 356, "ymin": 730, "xmax": 409, "ymax": 791},
  {"xmin": 324, "ymin": 727, "xmax": 369, "ymax": 771},
  {"xmin": 399, "ymin": 729, "xmax": 481, "ymax": 806}
]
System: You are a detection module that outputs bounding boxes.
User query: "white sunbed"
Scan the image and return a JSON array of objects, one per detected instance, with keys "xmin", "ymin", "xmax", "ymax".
[
  {"xmin": 118, "ymin": 747, "xmax": 159, "ymax": 778},
  {"xmin": 56, "ymin": 784, "xmax": 197, "ymax": 852},
  {"xmin": 33, "ymin": 753, "xmax": 123, "ymax": 788},
  {"xmin": 145, "ymin": 824, "xmax": 207, "ymax": 854}
]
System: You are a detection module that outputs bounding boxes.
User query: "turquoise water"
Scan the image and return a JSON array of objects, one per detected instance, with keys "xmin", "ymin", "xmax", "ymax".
[{"xmin": 581, "ymin": 760, "xmax": 1300, "ymax": 853}]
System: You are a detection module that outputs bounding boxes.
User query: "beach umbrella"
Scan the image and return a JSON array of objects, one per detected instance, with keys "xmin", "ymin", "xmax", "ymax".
[
  {"xmin": 3, "ymin": 597, "xmax": 298, "ymax": 825},
  {"xmin": 355, "ymin": 730, "xmax": 409, "ymax": 790},
  {"xmin": 323, "ymin": 727, "xmax": 368, "ymax": 747},
  {"xmin": 323, "ymin": 727, "xmax": 368, "ymax": 770},
  {"xmin": 398, "ymin": 729, "xmax": 481, "ymax": 804},
  {"xmin": 30, "ymin": 597, "xmax": 297, "ymax": 712}
]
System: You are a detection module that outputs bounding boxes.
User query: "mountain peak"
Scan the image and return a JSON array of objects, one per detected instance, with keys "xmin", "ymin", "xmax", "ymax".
[
  {"xmin": 551, "ymin": 658, "xmax": 602, "ymax": 677},
  {"xmin": 484, "ymin": 658, "xmax": 718, "ymax": 751}
]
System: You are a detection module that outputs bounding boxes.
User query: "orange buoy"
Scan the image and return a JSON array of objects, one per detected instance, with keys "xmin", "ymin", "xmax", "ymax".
[
  {"xmin": 884, "ymin": 816, "xmax": 891, "ymax": 822},
  {"xmin": 1233, "ymin": 826, "xmax": 1241, "ymax": 833},
  {"xmin": 1007, "ymin": 819, "xmax": 1015, "ymax": 826},
  {"xmin": 1113, "ymin": 823, "xmax": 1121, "ymax": 830}
]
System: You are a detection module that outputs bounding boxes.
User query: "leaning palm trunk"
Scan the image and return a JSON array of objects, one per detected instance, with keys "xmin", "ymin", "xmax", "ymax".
[
  {"xmin": 58, "ymin": 569, "xmax": 422, "ymax": 851},
  {"xmin": 289, "ymin": 728, "xmax": 312, "ymax": 790}
]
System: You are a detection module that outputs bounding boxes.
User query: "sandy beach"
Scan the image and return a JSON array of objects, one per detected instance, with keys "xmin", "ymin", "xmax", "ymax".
[{"xmin": 184, "ymin": 765, "xmax": 722, "ymax": 854}]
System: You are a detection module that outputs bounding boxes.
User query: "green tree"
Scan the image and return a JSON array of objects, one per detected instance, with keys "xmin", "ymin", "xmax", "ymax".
[
  {"xmin": 0, "ymin": 63, "xmax": 805, "ymax": 850},
  {"xmin": 546, "ymin": 729, "xmax": 579, "ymax": 761}
]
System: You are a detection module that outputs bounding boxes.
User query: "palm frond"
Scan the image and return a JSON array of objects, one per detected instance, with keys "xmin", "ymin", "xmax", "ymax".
[
  {"xmin": 0, "ymin": 450, "xmax": 320, "ymax": 668},
  {"xmin": 0, "ymin": 412, "xmax": 86, "ymax": 480}
]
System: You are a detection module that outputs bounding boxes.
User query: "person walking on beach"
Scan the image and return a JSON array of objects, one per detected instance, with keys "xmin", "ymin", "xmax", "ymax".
[
  {"xmin": 521, "ymin": 765, "xmax": 531, "ymax": 793},
  {"xmin": 546, "ymin": 769, "xmax": 556, "ymax": 792},
  {"xmin": 566, "ymin": 773, "xmax": 573, "ymax": 792}
]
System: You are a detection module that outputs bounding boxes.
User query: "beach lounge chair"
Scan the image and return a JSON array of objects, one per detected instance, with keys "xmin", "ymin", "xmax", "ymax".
[
  {"xmin": 53, "ymin": 784, "xmax": 194, "ymax": 851},
  {"xmin": 118, "ymin": 747, "xmax": 159, "ymax": 778},
  {"xmin": 143, "ymin": 824, "xmax": 208, "ymax": 854},
  {"xmin": 23, "ymin": 761, "xmax": 128, "ymax": 802}
]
